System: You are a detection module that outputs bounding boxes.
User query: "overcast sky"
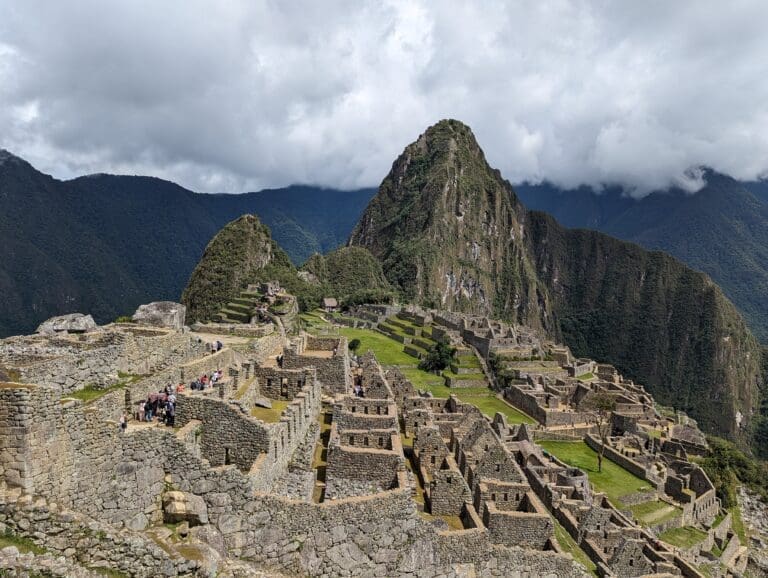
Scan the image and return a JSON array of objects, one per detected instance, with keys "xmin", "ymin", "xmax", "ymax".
[{"xmin": 1, "ymin": 1, "xmax": 767, "ymax": 196}]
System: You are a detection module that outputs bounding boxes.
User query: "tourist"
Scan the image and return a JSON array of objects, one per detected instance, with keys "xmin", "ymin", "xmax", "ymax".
[
  {"xmin": 144, "ymin": 398, "xmax": 153, "ymax": 422},
  {"xmin": 118, "ymin": 413, "xmax": 127, "ymax": 433},
  {"xmin": 177, "ymin": 382, "xmax": 185, "ymax": 393},
  {"xmin": 216, "ymin": 340, "xmax": 223, "ymax": 352},
  {"xmin": 136, "ymin": 400, "xmax": 145, "ymax": 422}
]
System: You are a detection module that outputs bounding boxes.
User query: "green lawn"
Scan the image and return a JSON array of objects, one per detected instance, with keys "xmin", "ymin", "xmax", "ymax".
[
  {"xmin": 553, "ymin": 519, "xmax": 597, "ymax": 576},
  {"xmin": 538, "ymin": 441, "xmax": 651, "ymax": 507},
  {"xmin": 460, "ymin": 394, "xmax": 536, "ymax": 424},
  {"xmin": 659, "ymin": 526, "xmax": 708, "ymax": 549},
  {"xmin": 629, "ymin": 500, "xmax": 682, "ymax": 526},
  {"xmin": 340, "ymin": 328, "xmax": 419, "ymax": 366},
  {"xmin": 401, "ymin": 368, "xmax": 446, "ymax": 390},
  {"xmin": 251, "ymin": 400, "xmax": 290, "ymax": 423},
  {"xmin": 575, "ymin": 372, "xmax": 594, "ymax": 381}
]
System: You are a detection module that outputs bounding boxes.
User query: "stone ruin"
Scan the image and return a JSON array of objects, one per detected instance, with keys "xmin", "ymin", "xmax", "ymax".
[{"xmin": 0, "ymin": 298, "xmax": 742, "ymax": 577}]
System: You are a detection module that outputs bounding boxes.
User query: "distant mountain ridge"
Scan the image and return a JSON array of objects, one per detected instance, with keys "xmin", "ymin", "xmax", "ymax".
[
  {"xmin": 516, "ymin": 172, "xmax": 768, "ymax": 342},
  {"xmin": 0, "ymin": 149, "xmax": 375, "ymax": 336}
]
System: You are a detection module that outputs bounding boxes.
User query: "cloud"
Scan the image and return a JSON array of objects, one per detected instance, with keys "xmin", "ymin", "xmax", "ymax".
[{"xmin": 1, "ymin": 0, "xmax": 767, "ymax": 196}]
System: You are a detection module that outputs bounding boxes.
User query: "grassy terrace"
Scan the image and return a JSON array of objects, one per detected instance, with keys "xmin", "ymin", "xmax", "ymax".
[
  {"xmin": 538, "ymin": 441, "xmax": 652, "ymax": 508},
  {"xmin": 659, "ymin": 526, "xmax": 708, "ymax": 549},
  {"xmin": 250, "ymin": 400, "xmax": 290, "ymax": 423},
  {"xmin": 629, "ymin": 500, "xmax": 681, "ymax": 526},
  {"xmin": 553, "ymin": 520, "xmax": 597, "ymax": 576},
  {"xmin": 65, "ymin": 372, "xmax": 143, "ymax": 404}
]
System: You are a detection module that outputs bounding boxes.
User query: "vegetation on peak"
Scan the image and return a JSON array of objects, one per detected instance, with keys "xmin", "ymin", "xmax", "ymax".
[
  {"xmin": 300, "ymin": 246, "xmax": 396, "ymax": 307},
  {"xmin": 181, "ymin": 215, "xmax": 294, "ymax": 322}
]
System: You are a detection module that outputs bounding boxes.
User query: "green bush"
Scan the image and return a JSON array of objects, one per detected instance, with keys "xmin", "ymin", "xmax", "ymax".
[
  {"xmin": 348, "ymin": 338, "xmax": 361, "ymax": 352},
  {"xmin": 419, "ymin": 342, "xmax": 457, "ymax": 372}
]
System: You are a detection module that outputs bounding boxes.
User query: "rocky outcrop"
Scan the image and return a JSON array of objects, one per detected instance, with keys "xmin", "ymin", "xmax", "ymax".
[
  {"xmin": 163, "ymin": 491, "xmax": 209, "ymax": 525},
  {"xmin": 132, "ymin": 301, "xmax": 186, "ymax": 331},
  {"xmin": 36, "ymin": 313, "xmax": 98, "ymax": 334}
]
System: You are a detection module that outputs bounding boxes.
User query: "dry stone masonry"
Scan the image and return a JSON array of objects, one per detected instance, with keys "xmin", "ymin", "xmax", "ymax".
[{"xmin": 0, "ymin": 294, "xmax": 743, "ymax": 577}]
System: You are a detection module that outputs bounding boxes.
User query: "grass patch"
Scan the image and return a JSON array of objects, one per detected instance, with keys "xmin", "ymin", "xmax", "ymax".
[
  {"xmin": 66, "ymin": 382, "xmax": 126, "ymax": 404},
  {"xmin": 553, "ymin": 519, "xmax": 597, "ymax": 575},
  {"xmin": 575, "ymin": 372, "xmax": 594, "ymax": 381},
  {"xmin": 728, "ymin": 505, "xmax": 748, "ymax": 544},
  {"xmin": 538, "ymin": 441, "xmax": 651, "ymax": 507},
  {"xmin": 460, "ymin": 394, "xmax": 535, "ymax": 424},
  {"xmin": 629, "ymin": 500, "xmax": 681, "ymax": 526},
  {"xmin": 0, "ymin": 530, "xmax": 46, "ymax": 555},
  {"xmin": 339, "ymin": 328, "xmax": 418, "ymax": 366},
  {"xmin": 250, "ymin": 400, "xmax": 290, "ymax": 423},
  {"xmin": 401, "ymin": 368, "xmax": 445, "ymax": 390},
  {"xmin": 659, "ymin": 526, "xmax": 708, "ymax": 549}
]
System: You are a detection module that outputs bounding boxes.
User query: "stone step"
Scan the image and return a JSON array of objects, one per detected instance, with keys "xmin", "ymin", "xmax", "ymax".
[
  {"xmin": 226, "ymin": 302, "xmax": 253, "ymax": 314},
  {"xmin": 219, "ymin": 308, "xmax": 250, "ymax": 323}
]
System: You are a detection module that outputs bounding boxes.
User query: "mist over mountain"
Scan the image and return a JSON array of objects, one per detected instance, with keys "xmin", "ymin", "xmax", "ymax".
[
  {"xmin": 0, "ymin": 149, "xmax": 373, "ymax": 336},
  {"xmin": 516, "ymin": 172, "xmax": 768, "ymax": 342}
]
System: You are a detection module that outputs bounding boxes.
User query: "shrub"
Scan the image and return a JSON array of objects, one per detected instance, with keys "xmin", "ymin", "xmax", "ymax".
[{"xmin": 419, "ymin": 342, "xmax": 457, "ymax": 372}]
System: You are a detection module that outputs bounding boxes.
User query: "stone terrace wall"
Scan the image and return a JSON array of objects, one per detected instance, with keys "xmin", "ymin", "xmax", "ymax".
[
  {"xmin": 0, "ymin": 494, "xmax": 200, "ymax": 577},
  {"xmin": 5, "ymin": 329, "xmax": 203, "ymax": 394}
]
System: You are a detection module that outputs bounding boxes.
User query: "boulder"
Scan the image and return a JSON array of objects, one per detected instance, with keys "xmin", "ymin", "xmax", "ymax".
[
  {"xmin": 36, "ymin": 313, "xmax": 98, "ymax": 334},
  {"xmin": 132, "ymin": 301, "xmax": 186, "ymax": 331},
  {"xmin": 163, "ymin": 491, "xmax": 208, "ymax": 525}
]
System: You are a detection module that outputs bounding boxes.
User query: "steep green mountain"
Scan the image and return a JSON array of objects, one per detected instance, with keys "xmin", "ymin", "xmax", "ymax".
[
  {"xmin": 516, "ymin": 175, "xmax": 768, "ymax": 342},
  {"xmin": 350, "ymin": 120, "xmax": 763, "ymax": 442},
  {"xmin": 302, "ymin": 246, "xmax": 395, "ymax": 304},
  {"xmin": 0, "ymin": 149, "xmax": 374, "ymax": 336},
  {"xmin": 349, "ymin": 119, "xmax": 555, "ymax": 334},
  {"xmin": 181, "ymin": 214, "xmax": 303, "ymax": 322}
]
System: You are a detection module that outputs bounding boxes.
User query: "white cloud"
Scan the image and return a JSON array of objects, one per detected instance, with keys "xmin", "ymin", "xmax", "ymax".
[{"xmin": 1, "ymin": 0, "xmax": 767, "ymax": 195}]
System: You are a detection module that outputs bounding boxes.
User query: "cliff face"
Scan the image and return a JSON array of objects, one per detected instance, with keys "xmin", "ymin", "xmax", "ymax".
[
  {"xmin": 349, "ymin": 119, "xmax": 555, "ymax": 335},
  {"xmin": 525, "ymin": 211, "xmax": 762, "ymax": 439},
  {"xmin": 350, "ymin": 119, "xmax": 763, "ymax": 440}
]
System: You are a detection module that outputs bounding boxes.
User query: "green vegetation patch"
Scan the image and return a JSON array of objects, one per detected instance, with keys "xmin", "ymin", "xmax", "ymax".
[
  {"xmin": 629, "ymin": 500, "xmax": 681, "ymax": 526},
  {"xmin": 553, "ymin": 519, "xmax": 597, "ymax": 576},
  {"xmin": 0, "ymin": 530, "xmax": 46, "ymax": 555},
  {"xmin": 659, "ymin": 526, "xmax": 708, "ymax": 549},
  {"xmin": 66, "ymin": 382, "xmax": 126, "ymax": 404},
  {"xmin": 538, "ymin": 441, "xmax": 650, "ymax": 507},
  {"xmin": 251, "ymin": 400, "xmax": 290, "ymax": 423},
  {"xmin": 339, "ymin": 328, "xmax": 418, "ymax": 366}
]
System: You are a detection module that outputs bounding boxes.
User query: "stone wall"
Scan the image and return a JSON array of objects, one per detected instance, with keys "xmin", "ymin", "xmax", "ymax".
[
  {"xmin": 4, "ymin": 328, "xmax": 203, "ymax": 394},
  {"xmin": 0, "ymin": 494, "xmax": 200, "ymax": 577},
  {"xmin": 585, "ymin": 434, "xmax": 658, "ymax": 488},
  {"xmin": 429, "ymin": 466, "xmax": 472, "ymax": 516},
  {"xmin": 255, "ymin": 366, "xmax": 314, "ymax": 400},
  {"xmin": 482, "ymin": 500, "xmax": 554, "ymax": 549},
  {"xmin": 284, "ymin": 336, "xmax": 350, "ymax": 394}
]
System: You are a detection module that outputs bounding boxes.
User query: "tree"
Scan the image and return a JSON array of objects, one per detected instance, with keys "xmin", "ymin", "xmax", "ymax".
[
  {"xmin": 348, "ymin": 338, "xmax": 361, "ymax": 353},
  {"xmin": 419, "ymin": 342, "xmax": 457, "ymax": 372},
  {"xmin": 585, "ymin": 392, "xmax": 616, "ymax": 473}
]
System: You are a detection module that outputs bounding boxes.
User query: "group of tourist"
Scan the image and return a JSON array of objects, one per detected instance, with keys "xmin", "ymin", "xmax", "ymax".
[
  {"xmin": 206, "ymin": 340, "xmax": 224, "ymax": 354},
  {"xmin": 136, "ymin": 388, "xmax": 177, "ymax": 427},
  {"xmin": 189, "ymin": 369, "xmax": 223, "ymax": 390}
]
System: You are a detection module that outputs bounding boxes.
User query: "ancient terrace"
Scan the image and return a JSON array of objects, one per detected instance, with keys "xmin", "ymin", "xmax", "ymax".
[{"xmin": 0, "ymin": 295, "xmax": 740, "ymax": 577}]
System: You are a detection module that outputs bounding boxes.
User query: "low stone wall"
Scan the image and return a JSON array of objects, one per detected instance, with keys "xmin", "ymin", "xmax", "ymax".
[
  {"xmin": 585, "ymin": 434, "xmax": 657, "ymax": 488},
  {"xmin": 0, "ymin": 495, "xmax": 199, "ymax": 577},
  {"xmin": 191, "ymin": 322, "xmax": 274, "ymax": 337}
]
